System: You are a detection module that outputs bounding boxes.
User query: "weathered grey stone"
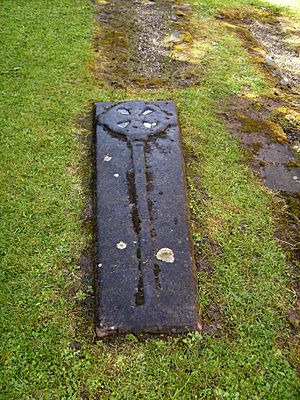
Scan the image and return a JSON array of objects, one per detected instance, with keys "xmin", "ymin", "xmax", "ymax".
[
  {"xmin": 261, "ymin": 165, "xmax": 300, "ymax": 193},
  {"xmin": 95, "ymin": 100, "xmax": 200, "ymax": 337}
]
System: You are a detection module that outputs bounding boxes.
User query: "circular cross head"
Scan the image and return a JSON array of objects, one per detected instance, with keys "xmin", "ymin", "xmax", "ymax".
[{"xmin": 98, "ymin": 101, "xmax": 171, "ymax": 141}]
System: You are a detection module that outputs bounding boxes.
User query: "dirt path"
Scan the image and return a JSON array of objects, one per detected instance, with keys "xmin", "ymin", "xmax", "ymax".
[
  {"xmin": 132, "ymin": 0, "xmax": 171, "ymax": 78},
  {"xmin": 247, "ymin": 17, "xmax": 300, "ymax": 89},
  {"xmin": 94, "ymin": 0, "xmax": 201, "ymax": 88}
]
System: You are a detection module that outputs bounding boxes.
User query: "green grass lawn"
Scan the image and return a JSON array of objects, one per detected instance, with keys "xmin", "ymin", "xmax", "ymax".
[{"xmin": 1, "ymin": 0, "xmax": 299, "ymax": 398}]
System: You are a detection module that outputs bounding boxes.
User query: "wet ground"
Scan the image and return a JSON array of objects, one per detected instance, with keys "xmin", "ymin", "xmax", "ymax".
[
  {"xmin": 223, "ymin": 95, "xmax": 300, "ymax": 194},
  {"xmin": 222, "ymin": 94, "xmax": 300, "ymax": 288}
]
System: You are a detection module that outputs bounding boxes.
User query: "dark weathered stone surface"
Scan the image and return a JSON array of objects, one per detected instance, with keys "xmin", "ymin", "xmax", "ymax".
[
  {"xmin": 95, "ymin": 100, "xmax": 200, "ymax": 337},
  {"xmin": 257, "ymin": 143, "xmax": 300, "ymax": 193}
]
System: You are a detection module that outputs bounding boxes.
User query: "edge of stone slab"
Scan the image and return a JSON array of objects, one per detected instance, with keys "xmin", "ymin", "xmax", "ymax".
[
  {"xmin": 96, "ymin": 321, "xmax": 202, "ymax": 339},
  {"xmin": 94, "ymin": 99, "xmax": 201, "ymax": 339}
]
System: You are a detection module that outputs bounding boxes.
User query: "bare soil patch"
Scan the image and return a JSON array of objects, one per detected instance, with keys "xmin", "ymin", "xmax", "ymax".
[
  {"xmin": 93, "ymin": 0, "xmax": 202, "ymax": 88},
  {"xmin": 218, "ymin": 8, "xmax": 300, "ymax": 92},
  {"xmin": 247, "ymin": 18, "xmax": 300, "ymax": 89}
]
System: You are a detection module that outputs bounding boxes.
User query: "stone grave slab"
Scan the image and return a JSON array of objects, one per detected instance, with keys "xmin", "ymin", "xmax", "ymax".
[{"xmin": 95, "ymin": 100, "xmax": 200, "ymax": 337}]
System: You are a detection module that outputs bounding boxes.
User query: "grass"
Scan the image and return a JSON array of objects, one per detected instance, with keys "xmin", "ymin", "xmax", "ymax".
[{"xmin": 1, "ymin": 0, "xmax": 300, "ymax": 398}]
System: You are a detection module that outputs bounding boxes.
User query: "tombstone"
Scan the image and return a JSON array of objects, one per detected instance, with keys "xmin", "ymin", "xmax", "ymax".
[{"xmin": 95, "ymin": 100, "xmax": 200, "ymax": 337}]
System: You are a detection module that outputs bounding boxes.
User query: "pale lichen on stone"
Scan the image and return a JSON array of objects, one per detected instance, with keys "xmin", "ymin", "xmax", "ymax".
[
  {"xmin": 156, "ymin": 248, "xmax": 175, "ymax": 263},
  {"xmin": 117, "ymin": 241, "xmax": 127, "ymax": 250}
]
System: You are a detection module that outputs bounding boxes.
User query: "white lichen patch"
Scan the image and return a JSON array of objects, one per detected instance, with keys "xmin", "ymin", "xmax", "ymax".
[
  {"xmin": 114, "ymin": 173, "xmax": 119, "ymax": 178},
  {"xmin": 156, "ymin": 248, "xmax": 175, "ymax": 263},
  {"xmin": 117, "ymin": 241, "xmax": 127, "ymax": 250},
  {"xmin": 104, "ymin": 155, "xmax": 112, "ymax": 162}
]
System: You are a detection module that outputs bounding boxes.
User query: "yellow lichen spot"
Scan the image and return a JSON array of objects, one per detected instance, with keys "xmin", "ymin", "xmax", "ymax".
[
  {"xmin": 192, "ymin": 41, "xmax": 213, "ymax": 61},
  {"xmin": 242, "ymin": 117, "xmax": 287, "ymax": 142},
  {"xmin": 274, "ymin": 107, "xmax": 300, "ymax": 136},
  {"xmin": 223, "ymin": 22, "xmax": 238, "ymax": 29},
  {"xmin": 267, "ymin": 121, "xmax": 288, "ymax": 142},
  {"xmin": 276, "ymin": 107, "xmax": 300, "ymax": 125},
  {"xmin": 242, "ymin": 92, "xmax": 261, "ymax": 101}
]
